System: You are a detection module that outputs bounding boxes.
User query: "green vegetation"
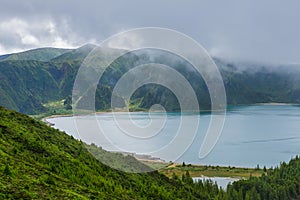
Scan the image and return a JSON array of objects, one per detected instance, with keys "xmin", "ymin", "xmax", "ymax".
[
  {"xmin": 1, "ymin": 46, "xmax": 300, "ymax": 115},
  {"xmin": 227, "ymin": 158, "xmax": 300, "ymax": 199},
  {"xmin": 1, "ymin": 106, "xmax": 300, "ymax": 199},
  {"xmin": 1, "ymin": 45, "xmax": 300, "ymax": 199},
  {"xmin": 0, "ymin": 106, "xmax": 221, "ymax": 199},
  {"xmin": 1, "ymin": 47, "xmax": 71, "ymax": 62},
  {"xmin": 0, "ymin": 45, "xmax": 95, "ymax": 114},
  {"xmin": 140, "ymin": 160, "xmax": 170, "ymax": 170},
  {"xmin": 0, "ymin": 60, "xmax": 60, "ymax": 114},
  {"xmin": 86, "ymin": 143, "xmax": 154, "ymax": 173},
  {"xmin": 32, "ymin": 99, "xmax": 73, "ymax": 121},
  {"xmin": 161, "ymin": 163, "xmax": 264, "ymax": 179}
]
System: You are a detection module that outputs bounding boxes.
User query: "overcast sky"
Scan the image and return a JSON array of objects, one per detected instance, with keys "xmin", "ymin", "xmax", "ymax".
[{"xmin": 1, "ymin": 0, "xmax": 299, "ymax": 64}]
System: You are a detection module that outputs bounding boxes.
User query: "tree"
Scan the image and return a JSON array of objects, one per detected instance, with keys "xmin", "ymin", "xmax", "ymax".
[
  {"xmin": 4, "ymin": 164, "xmax": 11, "ymax": 176},
  {"xmin": 182, "ymin": 171, "xmax": 193, "ymax": 185},
  {"xmin": 64, "ymin": 95, "xmax": 72, "ymax": 110},
  {"xmin": 171, "ymin": 172, "xmax": 179, "ymax": 182},
  {"xmin": 263, "ymin": 166, "xmax": 267, "ymax": 172},
  {"xmin": 255, "ymin": 164, "xmax": 260, "ymax": 170}
]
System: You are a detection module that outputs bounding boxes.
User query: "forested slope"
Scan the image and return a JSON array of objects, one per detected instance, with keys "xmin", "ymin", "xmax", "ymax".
[
  {"xmin": 1, "ymin": 106, "xmax": 300, "ymax": 199},
  {"xmin": 0, "ymin": 106, "xmax": 220, "ymax": 199},
  {"xmin": 1, "ymin": 46, "xmax": 300, "ymax": 115}
]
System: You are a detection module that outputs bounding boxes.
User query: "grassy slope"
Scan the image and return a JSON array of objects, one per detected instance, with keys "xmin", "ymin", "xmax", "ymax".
[
  {"xmin": 2, "ymin": 48, "xmax": 71, "ymax": 62},
  {"xmin": 0, "ymin": 106, "xmax": 203, "ymax": 199},
  {"xmin": 160, "ymin": 164, "xmax": 264, "ymax": 179},
  {"xmin": 1, "ymin": 106, "xmax": 300, "ymax": 199}
]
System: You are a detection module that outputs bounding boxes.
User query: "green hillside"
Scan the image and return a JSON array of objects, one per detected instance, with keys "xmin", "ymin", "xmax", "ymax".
[
  {"xmin": 1, "ymin": 47, "xmax": 71, "ymax": 62},
  {"xmin": 0, "ymin": 106, "xmax": 219, "ymax": 199},
  {"xmin": 1, "ymin": 46, "xmax": 300, "ymax": 115},
  {"xmin": 1, "ymin": 106, "xmax": 300, "ymax": 199},
  {"xmin": 0, "ymin": 60, "xmax": 60, "ymax": 114},
  {"xmin": 50, "ymin": 44, "xmax": 96, "ymax": 62}
]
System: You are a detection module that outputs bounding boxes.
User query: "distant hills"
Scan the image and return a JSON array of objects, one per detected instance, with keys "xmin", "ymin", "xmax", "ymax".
[
  {"xmin": 1, "ymin": 45, "xmax": 300, "ymax": 114},
  {"xmin": 0, "ymin": 45, "xmax": 95, "ymax": 114},
  {"xmin": 1, "ymin": 45, "xmax": 300, "ymax": 199}
]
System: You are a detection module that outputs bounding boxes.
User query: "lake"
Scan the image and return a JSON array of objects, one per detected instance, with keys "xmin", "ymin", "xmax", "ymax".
[{"xmin": 47, "ymin": 105, "xmax": 300, "ymax": 168}]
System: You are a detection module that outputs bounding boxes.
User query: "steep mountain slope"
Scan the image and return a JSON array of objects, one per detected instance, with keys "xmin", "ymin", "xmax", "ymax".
[
  {"xmin": 0, "ymin": 106, "xmax": 205, "ymax": 199},
  {"xmin": 217, "ymin": 60, "xmax": 300, "ymax": 105},
  {"xmin": 1, "ymin": 106, "xmax": 300, "ymax": 199},
  {"xmin": 84, "ymin": 49, "xmax": 300, "ymax": 111},
  {"xmin": 1, "ymin": 45, "xmax": 300, "ymax": 115},
  {"xmin": 0, "ymin": 60, "xmax": 59, "ymax": 114},
  {"xmin": 0, "ymin": 46, "xmax": 94, "ymax": 114}
]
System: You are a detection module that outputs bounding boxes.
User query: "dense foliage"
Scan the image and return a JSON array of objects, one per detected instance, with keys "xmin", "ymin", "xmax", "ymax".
[
  {"xmin": 0, "ymin": 106, "xmax": 222, "ymax": 199},
  {"xmin": 1, "ymin": 107, "xmax": 300, "ymax": 199},
  {"xmin": 1, "ymin": 45, "xmax": 300, "ymax": 115},
  {"xmin": 226, "ymin": 158, "xmax": 300, "ymax": 199}
]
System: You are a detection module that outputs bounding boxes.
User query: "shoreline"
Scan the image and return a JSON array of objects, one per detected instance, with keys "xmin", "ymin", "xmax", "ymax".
[
  {"xmin": 136, "ymin": 158, "xmax": 262, "ymax": 179},
  {"xmin": 160, "ymin": 163, "xmax": 264, "ymax": 179},
  {"xmin": 41, "ymin": 113, "xmax": 263, "ymax": 178},
  {"xmin": 249, "ymin": 102, "xmax": 299, "ymax": 106},
  {"xmin": 41, "ymin": 113, "xmax": 75, "ymax": 126},
  {"xmin": 40, "ymin": 104, "xmax": 291, "ymax": 175},
  {"xmin": 255, "ymin": 102, "xmax": 300, "ymax": 106},
  {"xmin": 41, "ymin": 103, "xmax": 300, "ymax": 120},
  {"xmin": 41, "ymin": 110, "xmax": 111, "ymax": 125}
]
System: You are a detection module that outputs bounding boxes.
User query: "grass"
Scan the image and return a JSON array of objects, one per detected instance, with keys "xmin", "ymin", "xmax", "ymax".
[
  {"xmin": 32, "ymin": 99, "xmax": 147, "ymax": 122},
  {"xmin": 159, "ymin": 163, "xmax": 265, "ymax": 179},
  {"xmin": 1, "ymin": 106, "xmax": 207, "ymax": 199},
  {"xmin": 31, "ymin": 99, "xmax": 73, "ymax": 121},
  {"xmin": 139, "ymin": 160, "xmax": 170, "ymax": 170}
]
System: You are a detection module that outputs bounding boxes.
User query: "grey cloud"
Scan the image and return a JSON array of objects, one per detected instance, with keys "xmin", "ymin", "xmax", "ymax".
[{"xmin": 0, "ymin": 0, "xmax": 300, "ymax": 64}]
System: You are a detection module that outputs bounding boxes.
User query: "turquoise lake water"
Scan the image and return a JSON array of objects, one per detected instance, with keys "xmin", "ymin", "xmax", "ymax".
[{"xmin": 47, "ymin": 105, "xmax": 300, "ymax": 168}]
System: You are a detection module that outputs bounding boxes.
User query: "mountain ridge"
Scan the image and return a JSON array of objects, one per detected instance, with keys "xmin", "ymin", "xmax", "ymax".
[
  {"xmin": 0, "ymin": 47, "xmax": 72, "ymax": 62},
  {"xmin": 1, "ymin": 45, "xmax": 300, "ymax": 115}
]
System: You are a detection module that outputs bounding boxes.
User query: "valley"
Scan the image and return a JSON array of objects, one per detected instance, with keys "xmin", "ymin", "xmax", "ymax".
[{"xmin": 1, "ymin": 46, "xmax": 300, "ymax": 199}]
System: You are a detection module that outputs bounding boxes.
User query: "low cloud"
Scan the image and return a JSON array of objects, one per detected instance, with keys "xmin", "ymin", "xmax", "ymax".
[{"xmin": 0, "ymin": 0, "xmax": 300, "ymax": 64}]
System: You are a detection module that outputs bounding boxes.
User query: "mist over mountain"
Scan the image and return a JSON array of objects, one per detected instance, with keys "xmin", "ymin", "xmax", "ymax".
[{"xmin": 0, "ymin": 45, "xmax": 300, "ymax": 114}]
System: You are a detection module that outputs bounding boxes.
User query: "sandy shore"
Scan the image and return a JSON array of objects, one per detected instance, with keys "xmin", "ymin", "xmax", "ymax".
[{"xmin": 41, "ymin": 111, "xmax": 112, "ymax": 125}]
